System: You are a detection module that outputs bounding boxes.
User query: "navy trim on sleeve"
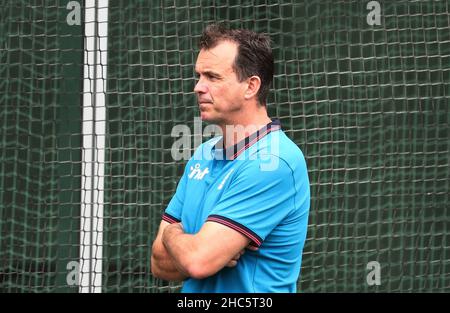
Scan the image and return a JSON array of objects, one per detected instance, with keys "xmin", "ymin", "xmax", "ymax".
[
  {"xmin": 207, "ymin": 214, "xmax": 263, "ymax": 247},
  {"xmin": 162, "ymin": 213, "xmax": 181, "ymax": 224}
]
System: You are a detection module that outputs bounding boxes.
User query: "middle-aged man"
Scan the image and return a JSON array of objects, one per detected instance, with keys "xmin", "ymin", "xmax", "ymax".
[{"xmin": 151, "ymin": 23, "xmax": 310, "ymax": 292}]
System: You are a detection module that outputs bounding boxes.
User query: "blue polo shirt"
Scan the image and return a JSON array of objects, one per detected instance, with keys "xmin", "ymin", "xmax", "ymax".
[{"xmin": 162, "ymin": 120, "xmax": 310, "ymax": 293}]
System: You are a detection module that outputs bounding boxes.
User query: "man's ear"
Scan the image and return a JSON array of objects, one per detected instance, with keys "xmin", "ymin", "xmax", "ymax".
[{"xmin": 244, "ymin": 76, "xmax": 261, "ymax": 100}]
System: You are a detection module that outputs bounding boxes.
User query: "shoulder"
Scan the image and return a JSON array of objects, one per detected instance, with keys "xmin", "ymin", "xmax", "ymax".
[
  {"xmin": 249, "ymin": 131, "xmax": 306, "ymax": 170},
  {"xmin": 269, "ymin": 131, "xmax": 305, "ymax": 158},
  {"xmin": 233, "ymin": 155, "xmax": 294, "ymax": 184},
  {"xmin": 248, "ymin": 131, "xmax": 309, "ymax": 189}
]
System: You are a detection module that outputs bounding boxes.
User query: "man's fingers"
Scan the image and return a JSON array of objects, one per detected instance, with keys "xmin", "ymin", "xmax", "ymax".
[
  {"xmin": 226, "ymin": 260, "xmax": 237, "ymax": 267},
  {"xmin": 226, "ymin": 249, "xmax": 246, "ymax": 267},
  {"xmin": 225, "ymin": 248, "xmax": 250, "ymax": 268},
  {"xmin": 246, "ymin": 245, "xmax": 259, "ymax": 251}
]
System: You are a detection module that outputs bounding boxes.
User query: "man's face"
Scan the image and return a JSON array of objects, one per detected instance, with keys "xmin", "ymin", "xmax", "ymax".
[{"xmin": 194, "ymin": 40, "xmax": 247, "ymax": 124}]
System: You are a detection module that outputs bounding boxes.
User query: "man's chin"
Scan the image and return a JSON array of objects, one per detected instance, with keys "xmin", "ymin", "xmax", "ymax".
[
  {"xmin": 200, "ymin": 112, "xmax": 212, "ymax": 122},
  {"xmin": 199, "ymin": 113, "xmax": 220, "ymax": 125}
]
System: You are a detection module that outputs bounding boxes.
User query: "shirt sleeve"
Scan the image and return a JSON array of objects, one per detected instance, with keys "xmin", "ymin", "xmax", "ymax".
[
  {"xmin": 206, "ymin": 157, "xmax": 296, "ymax": 247},
  {"xmin": 163, "ymin": 166, "xmax": 188, "ymax": 224}
]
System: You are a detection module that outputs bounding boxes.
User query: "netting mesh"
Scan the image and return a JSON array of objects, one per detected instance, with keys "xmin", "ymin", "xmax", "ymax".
[
  {"xmin": 1, "ymin": 0, "xmax": 449, "ymax": 292},
  {"xmin": 0, "ymin": 0, "xmax": 82, "ymax": 292}
]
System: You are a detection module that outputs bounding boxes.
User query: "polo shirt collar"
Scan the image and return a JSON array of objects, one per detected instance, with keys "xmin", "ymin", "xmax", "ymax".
[{"xmin": 212, "ymin": 119, "xmax": 281, "ymax": 160}]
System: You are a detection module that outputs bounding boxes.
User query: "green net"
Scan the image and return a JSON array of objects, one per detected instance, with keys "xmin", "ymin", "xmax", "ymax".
[
  {"xmin": 0, "ymin": 0, "xmax": 82, "ymax": 292},
  {"xmin": 1, "ymin": 0, "xmax": 449, "ymax": 292}
]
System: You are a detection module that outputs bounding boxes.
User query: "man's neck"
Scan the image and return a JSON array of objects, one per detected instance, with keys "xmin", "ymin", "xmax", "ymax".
[{"xmin": 219, "ymin": 109, "xmax": 272, "ymax": 149}]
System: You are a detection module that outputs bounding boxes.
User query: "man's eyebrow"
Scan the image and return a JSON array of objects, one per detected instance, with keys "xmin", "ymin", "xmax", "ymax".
[{"xmin": 195, "ymin": 70, "xmax": 222, "ymax": 78}]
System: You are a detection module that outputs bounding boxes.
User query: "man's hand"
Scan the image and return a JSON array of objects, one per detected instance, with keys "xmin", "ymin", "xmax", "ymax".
[
  {"xmin": 163, "ymin": 222, "xmax": 185, "ymax": 240},
  {"xmin": 225, "ymin": 249, "xmax": 245, "ymax": 267},
  {"xmin": 246, "ymin": 245, "xmax": 259, "ymax": 252},
  {"xmin": 151, "ymin": 221, "xmax": 189, "ymax": 282},
  {"xmin": 225, "ymin": 244, "xmax": 259, "ymax": 267}
]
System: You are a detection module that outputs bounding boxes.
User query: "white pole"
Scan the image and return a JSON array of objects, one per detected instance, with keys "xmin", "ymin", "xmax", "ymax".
[{"xmin": 80, "ymin": 0, "xmax": 108, "ymax": 293}]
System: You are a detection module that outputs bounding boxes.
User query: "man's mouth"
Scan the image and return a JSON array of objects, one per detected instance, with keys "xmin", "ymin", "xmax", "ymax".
[{"xmin": 198, "ymin": 101, "xmax": 213, "ymax": 110}]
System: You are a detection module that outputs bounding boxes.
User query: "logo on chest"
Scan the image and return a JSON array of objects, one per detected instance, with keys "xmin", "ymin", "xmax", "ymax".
[{"xmin": 188, "ymin": 163, "xmax": 210, "ymax": 180}]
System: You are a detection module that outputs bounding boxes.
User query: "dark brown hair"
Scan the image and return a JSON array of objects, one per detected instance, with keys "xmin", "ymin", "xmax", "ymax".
[{"xmin": 199, "ymin": 23, "xmax": 274, "ymax": 105}]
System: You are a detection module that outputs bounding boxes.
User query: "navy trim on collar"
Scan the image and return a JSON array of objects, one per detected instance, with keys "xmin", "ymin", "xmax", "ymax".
[{"xmin": 213, "ymin": 119, "xmax": 281, "ymax": 160}]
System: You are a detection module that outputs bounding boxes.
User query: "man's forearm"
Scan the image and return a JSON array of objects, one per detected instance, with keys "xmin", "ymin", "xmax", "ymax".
[
  {"xmin": 151, "ymin": 236, "xmax": 188, "ymax": 281},
  {"xmin": 151, "ymin": 255, "xmax": 188, "ymax": 281},
  {"xmin": 162, "ymin": 223, "xmax": 202, "ymax": 278},
  {"xmin": 162, "ymin": 222, "xmax": 249, "ymax": 280}
]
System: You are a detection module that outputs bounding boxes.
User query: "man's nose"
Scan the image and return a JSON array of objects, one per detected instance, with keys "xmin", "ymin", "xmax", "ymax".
[{"xmin": 194, "ymin": 79, "xmax": 208, "ymax": 94}]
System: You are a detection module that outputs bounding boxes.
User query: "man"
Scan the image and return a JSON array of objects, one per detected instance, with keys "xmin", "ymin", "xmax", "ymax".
[{"xmin": 151, "ymin": 23, "xmax": 310, "ymax": 292}]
